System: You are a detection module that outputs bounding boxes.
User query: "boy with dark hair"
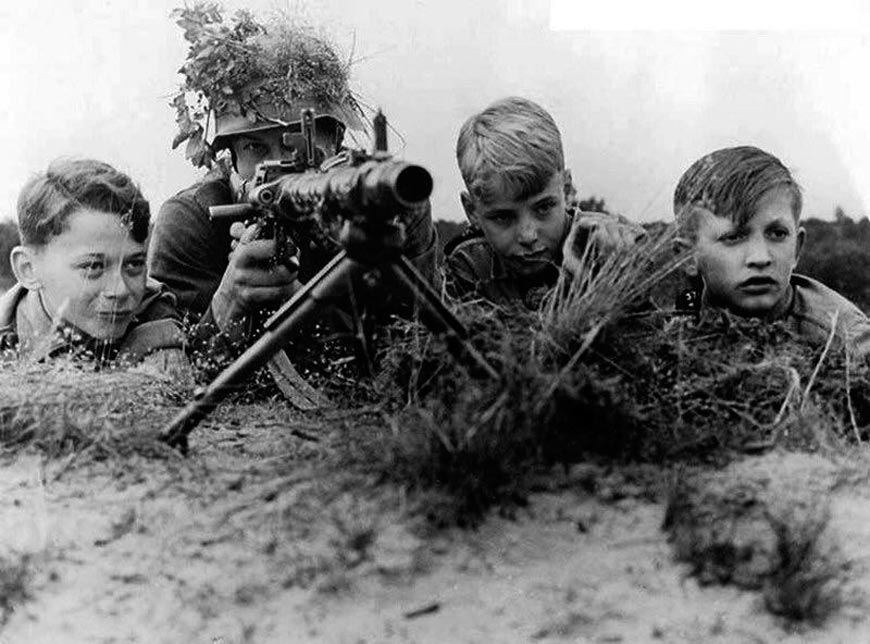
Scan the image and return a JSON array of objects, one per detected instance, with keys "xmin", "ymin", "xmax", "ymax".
[
  {"xmin": 674, "ymin": 145, "xmax": 870, "ymax": 352},
  {"xmin": 0, "ymin": 158, "xmax": 189, "ymax": 372},
  {"xmin": 446, "ymin": 96, "xmax": 641, "ymax": 309}
]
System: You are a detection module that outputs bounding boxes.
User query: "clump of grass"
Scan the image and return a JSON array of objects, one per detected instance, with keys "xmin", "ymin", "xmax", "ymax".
[
  {"xmin": 763, "ymin": 503, "xmax": 847, "ymax": 624},
  {"xmin": 0, "ymin": 553, "xmax": 32, "ymax": 626},
  {"xmin": 363, "ymin": 223, "xmax": 870, "ymax": 525},
  {"xmin": 0, "ymin": 361, "xmax": 185, "ymax": 461},
  {"xmin": 663, "ymin": 458, "xmax": 850, "ymax": 625}
]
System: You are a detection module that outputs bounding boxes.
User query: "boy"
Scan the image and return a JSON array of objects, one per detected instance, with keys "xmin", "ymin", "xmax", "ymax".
[
  {"xmin": 445, "ymin": 96, "xmax": 641, "ymax": 309},
  {"xmin": 673, "ymin": 145, "xmax": 870, "ymax": 353},
  {"xmin": 0, "ymin": 158, "xmax": 189, "ymax": 374}
]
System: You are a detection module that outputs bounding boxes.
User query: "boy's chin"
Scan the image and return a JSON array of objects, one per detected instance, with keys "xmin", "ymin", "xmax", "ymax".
[
  {"xmin": 506, "ymin": 256, "xmax": 555, "ymax": 276},
  {"xmin": 724, "ymin": 292, "xmax": 788, "ymax": 318},
  {"xmin": 81, "ymin": 319, "xmax": 132, "ymax": 342}
]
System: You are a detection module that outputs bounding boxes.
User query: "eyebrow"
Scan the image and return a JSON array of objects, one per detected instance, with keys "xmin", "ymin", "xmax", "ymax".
[{"xmin": 483, "ymin": 208, "xmax": 516, "ymax": 217}]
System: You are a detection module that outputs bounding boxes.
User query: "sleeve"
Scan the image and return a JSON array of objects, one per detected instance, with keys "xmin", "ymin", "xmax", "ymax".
[
  {"xmin": 401, "ymin": 200, "xmax": 440, "ymax": 289},
  {"xmin": 444, "ymin": 245, "xmax": 483, "ymax": 302},
  {"xmin": 148, "ymin": 192, "xmax": 232, "ymax": 320}
]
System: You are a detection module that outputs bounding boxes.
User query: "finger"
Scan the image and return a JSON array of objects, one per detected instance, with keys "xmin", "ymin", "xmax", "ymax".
[
  {"xmin": 236, "ymin": 221, "xmax": 263, "ymax": 244},
  {"xmin": 234, "ymin": 264, "xmax": 298, "ymax": 287},
  {"xmin": 232, "ymin": 238, "xmax": 280, "ymax": 266},
  {"xmin": 229, "ymin": 221, "xmax": 247, "ymax": 240},
  {"xmin": 236, "ymin": 283, "xmax": 300, "ymax": 306}
]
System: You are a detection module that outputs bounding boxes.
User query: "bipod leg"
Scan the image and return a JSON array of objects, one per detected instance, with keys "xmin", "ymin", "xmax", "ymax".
[
  {"xmin": 385, "ymin": 256, "xmax": 499, "ymax": 381},
  {"xmin": 160, "ymin": 251, "xmax": 359, "ymax": 451}
]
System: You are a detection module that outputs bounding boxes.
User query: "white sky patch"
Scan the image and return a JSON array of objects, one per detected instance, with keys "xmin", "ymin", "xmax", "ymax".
[
  {"xmin": 0, "ymin": 0, "xmax": 866, "ymax": 224},
  {"xmin": 550, "ymin": 0, "xmax": 870, "ymax": 31}
]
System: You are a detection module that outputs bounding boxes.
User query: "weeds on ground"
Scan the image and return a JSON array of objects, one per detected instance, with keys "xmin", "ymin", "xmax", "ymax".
[
  {"xmin": 663, "ymin": 462, "xmax": 850, "ymax": 626},
  {"xmin": 362, "ymin": 225, "xmax": 870, "ymax": 525},
  {"xmin": 763, "ymin": 502, "xmax": 847, "ymax": 624},
  {"xmin": 0, "ymin": 554, "xmax": 31, "ymax": 626},
  {"xmin": 0, "ymin": 361, "xmax": 187, "ymax": 462}
]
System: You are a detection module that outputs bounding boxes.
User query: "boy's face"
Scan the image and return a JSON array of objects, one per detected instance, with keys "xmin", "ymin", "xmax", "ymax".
[
  {"xmin": 462, "ymin": 171, "xmax": 570, "ymax": 276},
  {"xmin": 690, "ymin": 187, "xmax": 805, "ymax": 317},
  {"xmin": 230, "ymin": 124, "xmax": 340, "ymax": 181},
  {"xmin": 18, "ymin": 209, "xmax": 148, "ymax": 340}
]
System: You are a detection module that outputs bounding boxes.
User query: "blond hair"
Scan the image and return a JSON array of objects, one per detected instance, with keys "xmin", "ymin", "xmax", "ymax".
[{"xmin": 456, "ymin": 97, "xmax": 564, "ymax": 204}]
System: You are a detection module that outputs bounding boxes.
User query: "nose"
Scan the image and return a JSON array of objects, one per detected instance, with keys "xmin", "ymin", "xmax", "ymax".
[
  {"xmin": 745, "ymin": 236, "xmax": 772, "ymax": 267},
  {"xmin": 102, "ymin": 268, "xmax": 133, "ymax": 302},
  {"xmin": 517, "ymin": 214, "xmax": 539, "ymax": 246}
]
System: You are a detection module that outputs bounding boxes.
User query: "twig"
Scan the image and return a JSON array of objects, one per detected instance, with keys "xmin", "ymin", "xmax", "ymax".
[
  {"xmin": 801, "ymin": 311, "xmax": 839, "ymax": 414},
  {"xmin": 844, "ymin": 346, "xmax": 861, "ymax": 443}
]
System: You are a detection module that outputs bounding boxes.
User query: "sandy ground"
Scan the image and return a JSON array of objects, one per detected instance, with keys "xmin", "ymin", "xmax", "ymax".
[{"xmin": 2, "ymin": 406, "xmax": 870, "ymax": 644}]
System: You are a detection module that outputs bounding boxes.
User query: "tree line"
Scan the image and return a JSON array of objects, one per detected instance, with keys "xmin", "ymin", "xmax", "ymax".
[{"xmin": 2, "ymin": 202, "xmax": 869, "ymax": 312}]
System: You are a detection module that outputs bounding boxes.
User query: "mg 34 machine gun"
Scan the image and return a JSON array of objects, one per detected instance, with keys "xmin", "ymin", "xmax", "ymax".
[{"xmin": 161, "ymin": 110, "xmax": 497, "ymax": 451}]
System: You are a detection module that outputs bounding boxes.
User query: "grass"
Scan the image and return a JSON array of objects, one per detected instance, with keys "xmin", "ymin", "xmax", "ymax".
[
  {"xmin": 0, "ymin": 554, "xmax": 31, "ymax": 626},
  {"xmin": 360, "ymin": 225, "xmax": 870, "ymax": 526},
  {"xmin": 663, "ymin": 457, "xmax": 852, "ymax": 626},
  {"xmin": 0, "ymin": 361, "xmax": 188, "ymax": 463},
  {"xmin": 763, "ymin": 501, "xmax": 847, "ymax": 625}
]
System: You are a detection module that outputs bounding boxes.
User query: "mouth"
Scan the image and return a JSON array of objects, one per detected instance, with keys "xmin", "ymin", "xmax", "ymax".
[
  {"xmin": 517, "ymin": 250, "xmax": 549, "ymax": 263},
  {"xmin": 96, "ymin": 310, "xmax": 133, "ymax": 321},
  {"xmin": 737, "ymin": 276, "xmax": 779, "ymax": 293}
]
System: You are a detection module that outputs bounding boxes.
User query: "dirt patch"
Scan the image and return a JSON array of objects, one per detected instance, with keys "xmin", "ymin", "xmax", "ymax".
[{"xmin": 3, "ymin": 422, "xmax": 870, "ymax": 643}]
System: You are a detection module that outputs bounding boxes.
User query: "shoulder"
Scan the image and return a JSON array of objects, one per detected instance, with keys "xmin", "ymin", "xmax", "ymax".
[
  {"xmin": 791, "ymin": 274, "xmax": 867, "ymax": 325},
  {"xmin": 790, "ymin": 273, "xmax": 870, "ymax": 349},
  {"xmin": 120, "ymin": 280, "xmax": 186, "ymax": 361},
  {"xmin": 444, "ymin": 229, "xmax": 497, "ymax": 276},
  {"xmin": 0, "ymin": 283, "xmax": 27, "ymax": 356},
  {"xmin": 159, "ymin": 173, "xmax": 232, "ymax": 219}
]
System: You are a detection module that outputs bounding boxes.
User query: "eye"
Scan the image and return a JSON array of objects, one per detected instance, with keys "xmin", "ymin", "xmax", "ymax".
[
  {"xmin": 123, "ymin": 257, "xmax": 146, "ymax": 275},
  {"xmin": 533, "ymin": 199, "xmax": 557, "ymax": 216},
  {"xmin": 718, "ymin": 230, "xmax": 747, "ymax": 245},
  {"xmin": 77, "ymin": 259, "xmax": 105, "ymax": 278},
  {"xmin": 766, "ymin": 227, "xmax": 790, "ymax": 241},
  {"xmin": 241, "ymin": 142, "xmax": 270, "ymax": 157},
  {"xmin": 484, "ymin": 211, "xmax": 515, "ymax": 226}
]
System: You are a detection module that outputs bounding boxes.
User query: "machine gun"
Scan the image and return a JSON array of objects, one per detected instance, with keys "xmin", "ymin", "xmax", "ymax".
[{"xmin": 160, "ymin": 110, "xmax": 497, "ymax": 451}]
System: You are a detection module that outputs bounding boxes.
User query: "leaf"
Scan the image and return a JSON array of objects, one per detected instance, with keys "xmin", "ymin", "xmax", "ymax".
[{"xmin": 172, "ymin": 129, "xmax": 192, "ymax": 150}]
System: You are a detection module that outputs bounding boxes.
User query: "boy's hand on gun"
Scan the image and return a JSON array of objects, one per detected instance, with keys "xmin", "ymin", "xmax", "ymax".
[
  {"xmin": 562, "ymin": 212, "xmax": 645, "ymax": 278},
  {"xmin": 211, "ymin": 221, "xmax": 302, "ymax": 333}
]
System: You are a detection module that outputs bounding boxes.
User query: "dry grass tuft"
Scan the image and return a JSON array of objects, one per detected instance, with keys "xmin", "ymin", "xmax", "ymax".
[
  {"xmin": 0, "ymin": 361, "xmax": 188, "ymax": 462},
  {"xmin": 364, "ymin": 223, "xmax": 870, "ymax": 526},
  {"xmin": 0, "ymin": 553, "xmax": 31, "ymax": 626}
]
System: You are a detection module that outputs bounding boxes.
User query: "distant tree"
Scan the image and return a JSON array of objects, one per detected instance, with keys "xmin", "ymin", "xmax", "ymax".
[
  {"xmin": 577, "ymin": 196, "xmax": 608, "ymax": 214},
  {"xmin": 798, "ymin": 217, "xmax": 870, "ymax": 313}
]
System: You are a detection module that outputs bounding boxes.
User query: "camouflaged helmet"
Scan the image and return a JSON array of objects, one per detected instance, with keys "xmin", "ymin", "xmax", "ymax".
[
  {"xmin": 172, "ymin": 6, "xmax": 364, "ymax": 166},
  {"xmin": 210, "ymin": 95, "xmax": 363, "ymax": 153}
]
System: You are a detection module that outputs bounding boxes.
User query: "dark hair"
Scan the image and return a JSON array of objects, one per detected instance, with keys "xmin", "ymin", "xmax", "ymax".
[
  {"xmin": 673, "ymin": 146, "xmax": 802, "ymax": 237},
  {"xmin": 456, "ymin": 96, "xmax": 565, "ymax": 204},
  {"xmin": 17, "ymin": 158, "xmax": 150, "ymax": 247}
]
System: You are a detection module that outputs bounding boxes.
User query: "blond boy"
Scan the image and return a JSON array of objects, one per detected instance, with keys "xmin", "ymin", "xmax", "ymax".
[{"xmin": 445, "ymin": 96, "xmax": 640, "ymax": 309}]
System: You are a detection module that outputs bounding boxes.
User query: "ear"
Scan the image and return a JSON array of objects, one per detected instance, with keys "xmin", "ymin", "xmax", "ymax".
[
  {"xmin": 460, "ymin": 191, "xmax": 478, "ymax": 227},
  {"xmin": 10, "ymin": 246, "xmax": 41, "ymax": 290},
  {"xmin": 793, "ymin": 225, "xmax": 806, "ymax": 267}
]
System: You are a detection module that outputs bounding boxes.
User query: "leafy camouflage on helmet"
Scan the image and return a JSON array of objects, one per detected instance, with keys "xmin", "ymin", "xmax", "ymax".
[{"xmin": 170, "ymin": 2, "xmax": 364, "ymax": 168}]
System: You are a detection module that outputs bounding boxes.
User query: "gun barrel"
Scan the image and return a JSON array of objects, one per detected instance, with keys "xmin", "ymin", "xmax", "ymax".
[
  {"xmin": 209, "ymin": 203, "xmax": 257, "ymax": 221},
  {"xmin": 250, "ymin": 160, "xmax": 433, "ymax": 224}
]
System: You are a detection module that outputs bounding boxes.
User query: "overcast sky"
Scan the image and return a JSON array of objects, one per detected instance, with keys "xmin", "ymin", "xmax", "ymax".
[{"xmin": 1, "ymin": 0, "xmax": 867, "ymax": 224}]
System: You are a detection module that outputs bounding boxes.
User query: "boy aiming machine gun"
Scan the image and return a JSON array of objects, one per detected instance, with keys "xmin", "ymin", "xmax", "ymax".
[{"xmin": 161, "ymin": 111, "xmax": 497, "ymax": 451}]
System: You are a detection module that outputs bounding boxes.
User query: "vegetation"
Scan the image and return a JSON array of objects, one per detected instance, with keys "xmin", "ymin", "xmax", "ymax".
[{"xmin": 170, "ymin": 2, "xmax": 362, "ymax": 167}]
